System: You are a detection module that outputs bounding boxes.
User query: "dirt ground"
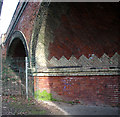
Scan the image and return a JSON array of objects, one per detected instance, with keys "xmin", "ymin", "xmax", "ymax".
[
  {"xmin": 2, "ymin": 96, "xmax": 64, "ymax": 115},
  {"xmin": 2, "ymin": 95, "xmax": 119, "ymax": 116}
]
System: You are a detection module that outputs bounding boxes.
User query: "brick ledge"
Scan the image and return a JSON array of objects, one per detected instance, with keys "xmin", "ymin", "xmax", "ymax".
[{"xmin": 32, "ymin": 68, "xmax": 120, "ymax": 76}]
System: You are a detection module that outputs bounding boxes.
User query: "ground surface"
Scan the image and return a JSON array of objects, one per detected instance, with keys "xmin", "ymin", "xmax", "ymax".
[
  {"xmin": 51, "ymin": 101, "xmax": 119, "ymax": 115},
  {"xmin": 2, "ymin": 96, "xmax": 64, "ymax": 115},
  {"xmin": 2, "ymin": 95, "xmax": 120, "ymax": 116}
]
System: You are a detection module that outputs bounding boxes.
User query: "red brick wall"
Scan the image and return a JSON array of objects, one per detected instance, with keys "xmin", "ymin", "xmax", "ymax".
[
  {"xmin": 7, "ymin": 3, "xmax": 120, "ymax": 60},
  {"xmin": 5, "ymin": 3, "xmax": 120, "ymax": 107},
  {"xmin": 15, "ymin": 2, "xmax": 40, "ymax": 44},
  {"xmin": 48, "ymin": 3, "xmax": 120, "ymax": 60},
  {"xmin": 34, "ymin": 75, "xmax": 119, "ymax": 106}
]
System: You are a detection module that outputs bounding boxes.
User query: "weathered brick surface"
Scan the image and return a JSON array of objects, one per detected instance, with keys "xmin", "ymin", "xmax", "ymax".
[
  {"xmin": 48, "ymin": 3, "xmax": 120, "ymax": 60},
  {"xmin": 6, "ymin": 3, "xmax": 120, "ymax": 62},
  {"xmin": 15, "ymin": 2, "xmax": 40, "ymax": 44},
  {"xmin": 4, "ymin": 3, "xmax": 120, "ymax": 107},
  {"xmin": 34, "ymin": 75, "xmax": 120, "ymax": 106}
]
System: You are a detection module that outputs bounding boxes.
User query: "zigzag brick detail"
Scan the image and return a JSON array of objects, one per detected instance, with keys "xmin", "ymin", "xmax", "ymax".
[{"xmin": 48, "ymin": 52, "xmax": 120, "ymax": 68}]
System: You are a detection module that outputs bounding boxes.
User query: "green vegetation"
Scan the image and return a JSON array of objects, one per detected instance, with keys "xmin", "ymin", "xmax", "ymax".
[
  {"xmin": 34, "ymin": 90, "xmax": 81, "ymax": 105},
  {"xmin": 30, "ymin": 110, "xmax": 46, "ymax": 115},
  {"xmin": 34, "ymin": 90, "xmax": 57, "ymax": 101},
  {"xmin": 10, "ymin": 96, "xmax": 16, "ymax": 100}
]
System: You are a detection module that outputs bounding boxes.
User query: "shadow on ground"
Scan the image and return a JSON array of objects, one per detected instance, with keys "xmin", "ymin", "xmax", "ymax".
[{"xmin": 2, "ymin": 96, "xmax": 64, "ymax": 115}]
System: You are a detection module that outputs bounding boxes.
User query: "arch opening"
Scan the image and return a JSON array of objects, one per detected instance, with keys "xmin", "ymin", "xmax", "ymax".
[
  {"xmin": 7, "ymin": 38, "xmax": 26, "ymax": 58},
  {"xmin": 6, "ymin": 37, "xmax": 28, "ymax": 89},
  {"xmin": 3, "ymin": 34, "xmax": 29, "ymax": 96},
  {"xmin": 6, "ymin": 37, "xmax": 27, "ymax": 78}
]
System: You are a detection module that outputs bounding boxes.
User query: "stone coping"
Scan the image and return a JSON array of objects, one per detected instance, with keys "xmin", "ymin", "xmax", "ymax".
[{"xmin": 32, "ymin": 67, "xmax": 120, "ymax": 76}]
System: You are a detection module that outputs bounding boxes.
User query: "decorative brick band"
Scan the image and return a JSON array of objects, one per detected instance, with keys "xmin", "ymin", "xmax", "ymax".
[
  {"xmin": 32, "ymin": 52, "xmax": 120, "ymax": 76},
  {"xmin": 48, "ymin": 52, "xmax": 120, "ymax": 68}
]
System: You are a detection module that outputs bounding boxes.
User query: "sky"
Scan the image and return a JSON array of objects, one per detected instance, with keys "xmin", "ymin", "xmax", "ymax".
[{"xmin": 0, "ymin": 0, "xmax": 19, "ymax": 36}]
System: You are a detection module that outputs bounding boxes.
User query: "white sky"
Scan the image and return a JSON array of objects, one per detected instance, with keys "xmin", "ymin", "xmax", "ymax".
[{"xmin": 0, "ymin": 0, "xmax": 19, "ymax": 36}]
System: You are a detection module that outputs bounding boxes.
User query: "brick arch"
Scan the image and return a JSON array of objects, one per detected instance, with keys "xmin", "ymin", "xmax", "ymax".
[
  {"xmin": 29, "ymin": 2, "xmax": 49, "ymax": 67},
  {"xmin": 7, "ymin": 31, "xmax": 28, "ymax": 58}
]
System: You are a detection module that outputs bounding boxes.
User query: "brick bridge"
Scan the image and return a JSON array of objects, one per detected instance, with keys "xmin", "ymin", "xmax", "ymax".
[{"xmin": 2, "ymin": 2, "xmax": 120, "ymax": 106}]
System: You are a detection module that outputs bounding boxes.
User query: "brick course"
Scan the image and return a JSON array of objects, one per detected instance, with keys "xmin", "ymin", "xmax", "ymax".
[{"xmin": 34, "ymin": 75, "xmax": 119, "ymax": 106}]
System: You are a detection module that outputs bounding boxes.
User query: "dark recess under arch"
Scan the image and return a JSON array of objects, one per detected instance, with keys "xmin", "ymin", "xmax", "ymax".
[
  {"xmin": 7, "ymin": 38, "xmax": 26, "ymax": 58},
  {"xmin": 7, "ymin": 31, "xmax": 28, "ymax": 58}
]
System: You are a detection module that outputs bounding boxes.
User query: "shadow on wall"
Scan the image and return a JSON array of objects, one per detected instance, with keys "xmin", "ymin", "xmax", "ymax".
[
  {"xmin": 31, "ymin": 2, "xmax": 120, "ymax": 106},
  {"xmin": 31, "ymin": 2, "xmax": 71, "ymax": 101}
]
